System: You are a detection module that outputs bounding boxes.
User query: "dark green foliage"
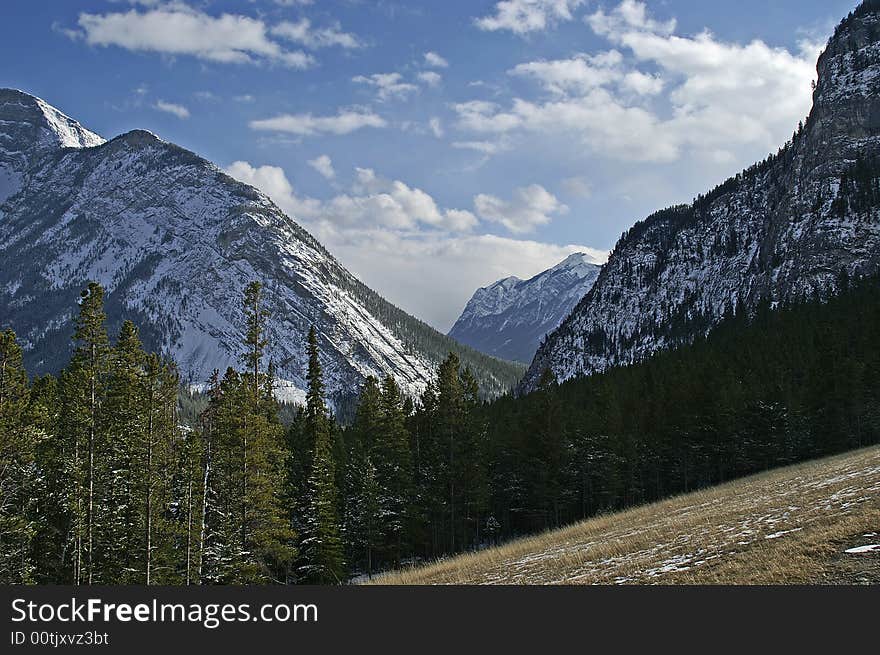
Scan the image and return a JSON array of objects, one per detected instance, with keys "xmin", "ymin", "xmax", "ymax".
[
  {"xmin": 482, "ymin": 276, "xmax": 880, "ymax": 540},
  {"xmin": 6, "ymin": 273, "xmax": 880, "ymax": 583},
  {"xmin": 295, "ymin": 327, "xmax": 345, "ymax": 583}
]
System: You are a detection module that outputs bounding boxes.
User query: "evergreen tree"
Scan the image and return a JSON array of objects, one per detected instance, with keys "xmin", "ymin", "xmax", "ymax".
[
  {"xmin": 199, "ymin": 283, "xmax": 295, "ymax": 583},
  {"xmin": 298, "ymin": 327, "xmax": 345, "ymax": 583},
  {"xmin": 0, "ymin": 330, "xmax": 38, "ymax": 583},
  {"xmin": 62, "ymin": 283, "xmax": 111, "ymax": 584}
]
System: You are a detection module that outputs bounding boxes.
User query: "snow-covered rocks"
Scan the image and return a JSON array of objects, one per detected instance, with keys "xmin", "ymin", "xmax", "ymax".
[{"xmin": 449, "ymin": 253, "xmax": 601, "ymax": 364}]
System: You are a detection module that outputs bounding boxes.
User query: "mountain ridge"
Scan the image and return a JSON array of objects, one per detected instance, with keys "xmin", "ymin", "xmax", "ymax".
[
  {"xmin": 0, "ymin": 88, "xmax": 523, "ymax": 405},
  {"xmin": 521, "ymin": 1, "xmax": 880, "ymax": 392},
  {"xmin": 449, "ymin": 253, "xmax": 601, "ymax": 364}
]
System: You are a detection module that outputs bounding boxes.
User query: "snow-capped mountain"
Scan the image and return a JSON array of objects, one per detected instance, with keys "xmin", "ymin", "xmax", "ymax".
[
  {"xmin": 0, "ymin": 88, "xmax": 522, "ymax": 405},
  {"xmin": 449, "ymin": 253, "xmax": 601, "ymax": 364},
  {"xmin": 522, "ymin": 2, "xmax": 880, "ymax": 392}
]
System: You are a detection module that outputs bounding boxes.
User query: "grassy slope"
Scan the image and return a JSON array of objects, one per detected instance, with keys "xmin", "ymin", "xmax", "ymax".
[{"xmin": 374, "ymin": 446, "xmax": 880, "ymax": 585}]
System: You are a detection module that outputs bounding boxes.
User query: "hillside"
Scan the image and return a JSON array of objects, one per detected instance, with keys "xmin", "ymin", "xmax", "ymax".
[
  {"xmin": 449, "ymin": 253, "xmax": 601, "ymax": 364},
  {"xmin": 522, "ymin": 1, "xmax": 880, "ymax": 392},
  {"xmin": 0, "ymin": 89, "xmax": 523, "ymax": 406},
  {"xmin": 374, "ymin": 446, "xmax": 880, "ymax": 584}
]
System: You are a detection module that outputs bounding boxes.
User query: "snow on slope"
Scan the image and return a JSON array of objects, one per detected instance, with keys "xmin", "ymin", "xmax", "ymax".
[
  {"xmin": 449, "ymin": 253, "xmax": 601, "ymax": 364},
  {"xmin": 0, "ymin": 89, "xmax": 520, "ymax": 405},
  {"xmin": 522, "ymin": 5, "xmax": 880, "ymax": 392}
]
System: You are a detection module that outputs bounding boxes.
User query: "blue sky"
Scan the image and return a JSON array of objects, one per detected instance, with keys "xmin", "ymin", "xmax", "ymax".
[{"xmin": 0, "ymin": 0, "xmax": 860, "ymax": 330}]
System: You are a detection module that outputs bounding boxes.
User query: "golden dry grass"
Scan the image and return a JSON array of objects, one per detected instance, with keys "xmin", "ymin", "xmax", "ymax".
[{"xmin": 373, "ymin": 446, "xmax": 880, "ymax": 585}]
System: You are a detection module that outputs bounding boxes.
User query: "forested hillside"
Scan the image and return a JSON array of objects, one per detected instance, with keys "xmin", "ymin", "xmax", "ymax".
[{"xmin": 3, "ymin": 273, "xmax": 879, "ymax": 583}]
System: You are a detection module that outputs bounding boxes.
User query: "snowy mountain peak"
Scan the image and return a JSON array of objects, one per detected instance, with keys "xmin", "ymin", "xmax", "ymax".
[
  {"xmin": 449, "ymin": 254, "xmax": 601, "ymax": 364},
  {"xmin": 0, "ymin": 90, "xmax": 523, "ymax": 407},
  {"xmin": 552, "ymin": 252, "xmax": 602, "ymax": 276},
  {"xmin": 0, "ymin": 88, "xmax": 105, "ymax": 150},
  {"xmin": 0, "ymin": 89, "xmax": 105, "ymax": 204}
]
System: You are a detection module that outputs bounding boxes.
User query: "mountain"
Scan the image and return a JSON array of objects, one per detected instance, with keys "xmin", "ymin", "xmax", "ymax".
[
  {"xmin": 522, "ymin": 1, "xmax": 880, "ymax": 392},
  {"xmin": 0, "ymin": 89, "xmax": 523, "ymax": 406},
  {"xmin": 448, "ymin": 253, "xmax": 601, "ymax": 364}
]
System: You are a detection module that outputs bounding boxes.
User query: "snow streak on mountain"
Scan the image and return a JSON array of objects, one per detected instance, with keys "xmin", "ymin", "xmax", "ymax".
[
  {"xmin": 449, "ymin": 253, "xmax": 601, "ymax": 364},
  {"xmin": 0, "ymin": 89, "xmax": 522, "ymax": 405}
]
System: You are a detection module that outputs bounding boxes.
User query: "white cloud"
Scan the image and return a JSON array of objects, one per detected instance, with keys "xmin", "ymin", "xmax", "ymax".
[
  {"xmin": 474, "ymin": 185, "xmax": 568, "ymax": 234},
  {"xmin": 353, "ymin": 72, "xmax": 418, "ymax": 101},
  {"xmin": 224, "ymin": 160, "xmax": 606, "ymax": 330},
  {"xmin": 452, "ymin": 140, "xmax": 509, "ymax": 155},
  {"xmin": 324, "ymin": 172, "xmax": 478, "ymax": 232},
  {"xmin": 457, "ymin": 1, "xmax": 819, "ymax": 164},
  {"xmin": 249, "ymin": 109, "xmax": 387, "ymax": 136},
  {"xmin": 74, "ymin": 7, "xmax": 314, "ymax": 68},
  {"xmin": 271, "ymin": 18, "xmax": 361, "ymax": 49},
  {"xmin": 424, "ymin": 51, "xmax": 449, "ymax": 68},
  {"xmin": 587, "ymin": 0, "xmax": 676, "ymax": 38},
  {"xmin": 429, "ymin": 117, "xmax": 444, "ymax": 138},
  {"xmin": 308, "ymin": 154, "xmax": 336, "ymax": 180},
  {"xmin": 475, "ymin": 0, "xmax": 586, "ymax": 35},
  {"xmin": 154, "ymin": 99, "xmax": 190, "ymax": 119},
  {"xmin": 509, "ymin": 51, "xmax": 624, "ymax": 95},
  {"xmin": 223, "ymin": 161, "xmax": 323, "ymax": 220},
  {"xmin": 233, "ymin": 94, "xmax": 256, "ymax": 103},
  {"xmin": 621, "ymin": 70, "xmax": 664, "ymax": 95},
  {"xmin": 454, "ymin": 100, "xmax": 523, "ymax": 133},
  {"xmin": 224, "ymin": 161, "xmax": 476, "ymax": 233},
  {"xmin": 418, "ymin": 71, "xmax": 443, "ymax": 87}
]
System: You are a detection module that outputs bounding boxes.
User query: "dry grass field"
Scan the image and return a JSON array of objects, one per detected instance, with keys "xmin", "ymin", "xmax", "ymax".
[{"xmin": 373, "ymin": 446, "xmax": 880, "ymax": 585}]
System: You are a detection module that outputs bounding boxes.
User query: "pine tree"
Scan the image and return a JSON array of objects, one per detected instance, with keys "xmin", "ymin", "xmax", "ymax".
[
  {"xmin": 298, "ymin": 326, "xmax": 345, "ymax": 583},
  {"xmin": 63, "ymin": 283, "xmax": 110, "ymax": 584},
  {"xmin": 376, "ymin": 376, "xmax": 413, "ymax": 565},
  {"xmin": 0, "ymin": 330, "xmax": 38, "ymax": 583},
  {"xmin": 198, "ymin": 283, "xmax": 294, "ymax": 583},
  {"xmin": 343, "ymin": 377, "xmax": 382, "ymax": 575},
  {"xmin": 103, "ymin": 321, "xmax": 147, "ymax": 583}
]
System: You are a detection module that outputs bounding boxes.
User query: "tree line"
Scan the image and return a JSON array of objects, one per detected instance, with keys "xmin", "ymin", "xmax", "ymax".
[{"xmin": 2, "ymin": 275, "xmax": 880, "ymax": 583}]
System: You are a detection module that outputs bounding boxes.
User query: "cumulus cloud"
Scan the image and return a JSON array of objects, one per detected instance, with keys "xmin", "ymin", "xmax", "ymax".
[
  {"xmin": 73, "ymin": 6, "xmax": 314, "ymax": 68},
  {"xmin": 423, "ymin": 51, "xmax": 449, "ymax": 68},
  {"xmin": 475, "ymin": 185, "xmax": 568, "ymax": 234},
  {"xmin": 587, "ymin": 0, "xmax": 676, "ymax": 38},
  {"xmin": 271, "ymin": 18, "xmax": 361, "ymax": 49},
  {"xmin": 249, "ymin": 109, "xmax": 387, "ymax": 136},
  {"xmin": 353, "ymin": 72, "xmax": 418, "ymax": 101},
  {"xmin": 223, "ymin": 161, "xmax": 323, "ymax": 220},
  {"xmin": 224, "ymin": 161, "xmax": 476, "ymax": 233},
  {"xmin": 457, "ymin": 0, "xmax": 819, "ymax": 164},
  {"xmin": 429, "ymin": 117, "xmax": 444, "ymax": 138},
  {"xmin": 154, "ymin": 100, "xmax": 190, "ymax": 119},
  {"xmin": 223, "ymin": 161, "xmax": 606, "ymax": 329},
  {"xmin": 308, "ymin": 154, "xmax": 336, "ymax": 180},
  {"xmin": 418, "ymin": 71, "xmax": 443, "ymax": 87},
  {"xmin": 475, "ymin": 0, "xmax": 586, "ymax": 35},
  {"xmin": 509, "ymin": 51, "xmax": 624, "ymax": 95}
]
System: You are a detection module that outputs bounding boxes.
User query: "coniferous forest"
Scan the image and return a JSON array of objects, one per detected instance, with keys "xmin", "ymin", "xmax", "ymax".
[{"xmin": 1, "ymin": 274, "xmax": 879, "ymax": 584}]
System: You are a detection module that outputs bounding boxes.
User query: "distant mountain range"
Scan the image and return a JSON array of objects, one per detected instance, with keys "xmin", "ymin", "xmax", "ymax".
[
  {"xmin": 449, "ymin": 253, "xmax": 601, "ymax": 364},
  {"xmin": 521, "ymin": 2, "xmax": 880, "ymax": 392},
  {"xmin": 0, "ymin": 88, "xmax": 523, "ymax": 406}
]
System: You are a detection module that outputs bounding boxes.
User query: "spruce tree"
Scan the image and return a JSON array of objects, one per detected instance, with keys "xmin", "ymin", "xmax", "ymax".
[
  {"xmin": 63, "ymin": 283, "xmax": 110, "ymax": 584},
  {"xmin": 298, "ymin": 326, "xmax": 345, "ymax": 583},
  {"xmin": 0, "ymin": 330, "xmax": 37, "ymax": 583}
]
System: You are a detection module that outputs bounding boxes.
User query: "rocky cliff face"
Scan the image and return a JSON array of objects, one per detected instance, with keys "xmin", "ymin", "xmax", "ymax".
[
  {"xmin": 449, "ymin": 253, "xmax": 601, "ymax": 364},
  {"xmin": 522, "ymin": 3, "xmax": 880, "ymax": 392},
  {"xmin": 0, "ymin": 89, "xmax": 522, "ymax": 405}
]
